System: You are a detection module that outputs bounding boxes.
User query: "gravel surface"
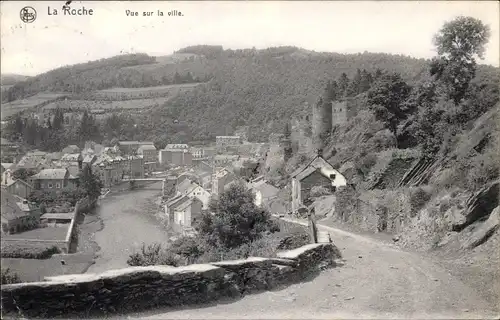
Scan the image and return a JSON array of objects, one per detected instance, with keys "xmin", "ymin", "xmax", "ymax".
[{"xmin": 121, "ymin": 218, "xmax": 498, "ymax": 319}]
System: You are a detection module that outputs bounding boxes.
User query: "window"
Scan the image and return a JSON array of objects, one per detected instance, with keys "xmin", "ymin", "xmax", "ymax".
[
  {"xmin": 56, "ymin": 183, "xmax": 61, "ymax": 189},
  {"xmin": 48, "ymin": 183, "xmax": 53, "ymax": 189}
]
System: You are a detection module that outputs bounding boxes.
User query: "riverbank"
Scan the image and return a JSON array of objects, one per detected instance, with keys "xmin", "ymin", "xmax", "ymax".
[{"xmin": 84, "ymin": 183, "xmax": 171, "ymax": 273}]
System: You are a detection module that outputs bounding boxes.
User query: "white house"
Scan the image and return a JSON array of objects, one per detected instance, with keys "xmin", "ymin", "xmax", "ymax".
[
  {"xmin": 176, "ymin": 179, "xmax": 211, "ymax": 210},
  {"xmin": 290, "ymin": 154, "xmax": 347, "ymax": 213}
]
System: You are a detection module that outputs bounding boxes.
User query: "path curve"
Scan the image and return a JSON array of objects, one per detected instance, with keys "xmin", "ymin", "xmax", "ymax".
[{"xmin": 124, "ymin": 217, "xmax": 499, "ymax": 319}]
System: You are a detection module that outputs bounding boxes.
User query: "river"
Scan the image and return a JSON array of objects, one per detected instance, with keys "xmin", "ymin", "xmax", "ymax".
[{"xmin": 85, "ymin": 182, "xmax": 170, "ymax": 274}]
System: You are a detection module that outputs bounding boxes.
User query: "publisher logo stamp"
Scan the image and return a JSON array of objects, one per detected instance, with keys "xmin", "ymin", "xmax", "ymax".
[{"xmin": 20, "ymin": 6, "xmax": 37, "ymax": 23}]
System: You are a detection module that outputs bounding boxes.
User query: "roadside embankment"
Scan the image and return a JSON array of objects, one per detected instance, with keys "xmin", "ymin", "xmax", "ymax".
[{"xmin": 1, "ymin": 239, "xmax": 341, "ymax": 318}]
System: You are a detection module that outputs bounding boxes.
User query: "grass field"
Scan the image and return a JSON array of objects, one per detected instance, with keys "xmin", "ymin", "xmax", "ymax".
[
  {"xmin": 42, "ymin": 97, "xmax": 172, "ymax": 110},
  {"xmin": 1, "ymin": 92, "xmax": 67, "ymax": 119},
  {"xmin": 3, "ymin": 225, "xmax": 70, "ymax": 241},
  {"xmin": 96, "ymin": 82, "xmax": 201, "ymax": 94},
  {"xmin": 2, "ymin": 253, "xmax": 94, "ymax": 282}
]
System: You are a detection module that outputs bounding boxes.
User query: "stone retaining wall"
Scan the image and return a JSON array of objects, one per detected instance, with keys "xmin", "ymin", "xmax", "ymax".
[{"xmin": 1, "ymin": 242, "xmax": 341, "ymax": 318}]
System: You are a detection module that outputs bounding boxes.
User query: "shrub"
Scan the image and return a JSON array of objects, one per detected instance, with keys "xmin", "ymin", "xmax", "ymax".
[
  {"xmin": 0, "ymin": 245, "xmax": 61, "ymax": 259},
  {"xmin": 410, "ymin": 187, "xmax": 432, "ymax": 212},
  {"xmin": 277, "ymin": 233, "xmax": 310, "ymax": 250},
  {"xmin": 310, "ymin": 186, "xmax": 332, "ymax": 198},
  {"xmin": 198, "ymin": 183, "xmax": 280, "ymax": 249},
  {"xmin": 167, "ymin": 236, "xmax": 205, "ymax": 264},
  {"xmin": 127, "ymin": 243, "xmax": 180, "ymax": 267},
  {"xmin": 1, "ymin": 268, "xmax": 21, "ymax": 285},
  {"xmin": 354, "ymin": 152, "xmax": 377, "ymax": 177},
  {"xmin": 465, "ymin": 147, "xmax": 499, "ymax": 192},
  {"xmin": 335, "ymin": 187, "xmax": 359, "ymax": 221}
]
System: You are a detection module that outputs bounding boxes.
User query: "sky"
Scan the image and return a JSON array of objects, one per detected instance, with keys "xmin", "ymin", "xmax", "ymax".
[{"xmin": 1, "ymin": 1, "xmax": 499, "ymax": 76}]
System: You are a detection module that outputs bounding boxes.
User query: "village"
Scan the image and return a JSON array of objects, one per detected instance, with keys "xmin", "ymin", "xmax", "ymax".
[
  {"xmin": 2, "ymin": 4, "xmax": 499, "ymax": 317},
  {"xmin": 1, "ymin": 110, "xmax": 348, "ymax": 277}
]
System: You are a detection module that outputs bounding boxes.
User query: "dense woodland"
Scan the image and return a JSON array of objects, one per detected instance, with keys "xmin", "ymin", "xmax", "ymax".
[{"xmin": 2, "ymin": 17, "xmax": 499, "ymax": 166}]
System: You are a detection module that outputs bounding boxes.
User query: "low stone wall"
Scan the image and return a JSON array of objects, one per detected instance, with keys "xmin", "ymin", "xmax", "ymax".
[{"xmin": 1, "ymin": 242, "xmax": 341, "ymax": 318}]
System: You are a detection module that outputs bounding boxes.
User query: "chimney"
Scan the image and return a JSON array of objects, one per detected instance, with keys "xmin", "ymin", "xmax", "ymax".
[{"xmin": 317, "ymin": 148, "xmax": 323, "ymax": 157}]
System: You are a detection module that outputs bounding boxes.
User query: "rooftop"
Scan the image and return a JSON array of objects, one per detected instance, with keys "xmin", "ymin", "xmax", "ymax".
[
  {"xmin": 41, "ymin": 212, "xmax": 74, "ymax": 220},
  {"xmin": 1, "ymin": 190, "xmax": 28, "ymax": 221},
  {"xmin": 31, "ymin": 168, "xmax": 68, "ymax": 180}
]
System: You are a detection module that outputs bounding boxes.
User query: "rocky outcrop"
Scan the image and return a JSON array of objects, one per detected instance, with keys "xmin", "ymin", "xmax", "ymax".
[
  {"xmin": 452, "ymin": 180, "xmax": 499, "ymax": 232},
  {"xmin": 461, "ymin": 206, "xmax": 500, "ymax": 249},
  {"xmin": 0, "ymin": 242, "xmax": 341, "ymax": 318}
]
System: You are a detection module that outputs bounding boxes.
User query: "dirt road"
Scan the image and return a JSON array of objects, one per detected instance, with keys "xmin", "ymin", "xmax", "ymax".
[{"xmin": 127, "ymin": 218, "xmax": 499, "ymax": 319}]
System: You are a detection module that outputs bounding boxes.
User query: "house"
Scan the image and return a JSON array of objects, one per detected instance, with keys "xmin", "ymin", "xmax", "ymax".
[
  {"xmin": 94, "ymin": 163, "xmax": 122, "ymax": 188},
  {"xmin": 164, "ymin": 195, "xmax": 203, "ymax": 231},
  {"xmin": 3, "ymin": 179, "xmax": 34, "ymax": 199},
  {"xmin": 165, "ymin": 144, "xmax": 189, "ymax": 150},
  {"xmin": 290, "ymin": 153, "xmax": 347, "ymax": 213},
  {"xmin": 125, "ymin": 155, "xmax": 144, "ymax": 179},
  {"xmin": 118, "ymin": 141, "xmax": 154, "ymax": 155},
  {"xmin": 214, "ymin": 155, "xmax": 240, "ymax": 166},
  {"xmin": 173, "ymin": 197, "xmax": 203, "ymax": 230},
  {"xmin": 164, "ymin": 194, "xmax": 188, "ymax": 222},
  {"xmin": 250, "ymin": 181, "xmax": 280, "ymax": 208},
  {"xmin": 29, "ymin": 168, "xmax": 78, "ymax": 191},
  {"xmin": 211, "ymin": 167, "xmax": 235, "ymax": 198},
  {"xmin": 1, "ymin": 190, "xmax": 40, "ymax": 234},
  {"xmin": 61, "ymin": 153, "xmax": 83, "ymax": 170},
  {"xmin": 82, "ymin": 154, "xmax": 97, "ymax": 166},
  {"xmin": 196, "ymin": 171, "xmax": 212, "ymax": 190},
  {"xmin": 216, "ymin": 136, "xmax": 241, "ymax": 148},
  {"xmin": 92, "ymin": 155, "xmax": 123, "ymax": 187},
  {"xmin": 1, "ymin": 163, "xmax": 15, "ymax": 183},
  {"xmin": 117, "ymin": 141, "xmax": 140, "ymax": 155},
  {"xmin": 137, "ymin": 145, "xmax": 157, "ymax": 163},
  {"xmin": 190, "ymin": 147, "xmax": 204, "ymax": 159},
  {"xmin": 62, "ymin": 145, "xmax": 80, "ymax": 155},
  {"xmin": 195, "ymin": 160, "xmax": 214, "ymax": 173},
  {"xmin": 159, "ymin": 148, "xmax": 192, "ymax": 167},
  {"xmin": 15, "ymin": 158, "xmax": 50, "ymax": 172},
  {"xmin": 137, "ymin": 145, "xmax": 157, "ymax": 173},
  {"xmin": 46, "ymin": 152, "xmax": 63, "ymax": 163},
  {"xmin": 176, "ymin": 179, "xmax": 211, "ymax": 210}
]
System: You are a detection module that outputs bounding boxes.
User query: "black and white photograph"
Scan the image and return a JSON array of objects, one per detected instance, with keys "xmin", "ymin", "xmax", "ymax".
[{"xmin": 1, "ymin": 1, "xmax": 499, "ymax": 318}]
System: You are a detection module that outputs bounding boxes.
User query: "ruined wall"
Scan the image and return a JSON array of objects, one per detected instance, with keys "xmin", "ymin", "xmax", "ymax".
[
  {"xmin": 331, "ymin": 101, "xmax": 348, "ymax": 126},
  {"xmin": 290, "ymin": 116, "xmax": 312, "ymax": 155},
  {"xmin": 333, "ymin": 188, "xmax": 411, "ymax": 234},
  {"xmin": 1, "ymin": 241, "xmax": 341, "ymax": 318}
]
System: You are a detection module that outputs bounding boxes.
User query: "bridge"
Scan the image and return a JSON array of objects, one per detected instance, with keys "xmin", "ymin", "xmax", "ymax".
[
  {"xmin": 121, "ymin": 178, "xmax": 165, "ymax": 182},
  {"xmin": 121, "ymin": 178, "xmax": 166, "ymax": 192}
]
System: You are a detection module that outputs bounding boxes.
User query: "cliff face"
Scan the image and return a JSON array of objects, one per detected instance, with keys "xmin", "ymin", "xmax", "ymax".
[{"xmin": 310, "ymin": 101, "xmax": 500, "ymax": 256}]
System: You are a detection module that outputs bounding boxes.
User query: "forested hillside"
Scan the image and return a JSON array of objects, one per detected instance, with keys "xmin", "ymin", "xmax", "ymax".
[{"xmin": 2, "ymin": 42, "xmax": 498, "ymax": 145}]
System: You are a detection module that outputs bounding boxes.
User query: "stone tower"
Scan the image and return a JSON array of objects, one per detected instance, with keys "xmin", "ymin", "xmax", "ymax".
[{"xmin": 312, "ymin": 97, "xmax": 333, "ymax": 151}]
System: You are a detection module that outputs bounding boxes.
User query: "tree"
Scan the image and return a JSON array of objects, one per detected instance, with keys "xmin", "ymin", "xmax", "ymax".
[
  {"xmin": 52, "ymin": 108, "xmax": 65, "ymax": 131},
  {"xmin": 77, "ymin": 164, "xmax": 103, "ymax": 199},
  {"xmin": 359, "ymin": 69, "xmax": 373, "ymax": 93},
  {"xmin": 337, "ymin": 73, "xmax": 350, "ymax": 97},
  {"xmin": 197, "ymin": 182, "xmax": 279, "ymax": 249},
  {"xmin": 367, "ymin": 73, "xmax": 412, "ymax": 144},
  {"xmin": 346, "ymin": 69, "xmax": 362, "ymax": 97},
  {"xmin": 431, "ymin": 16, "xmax": 491, "ymax": 104}
]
